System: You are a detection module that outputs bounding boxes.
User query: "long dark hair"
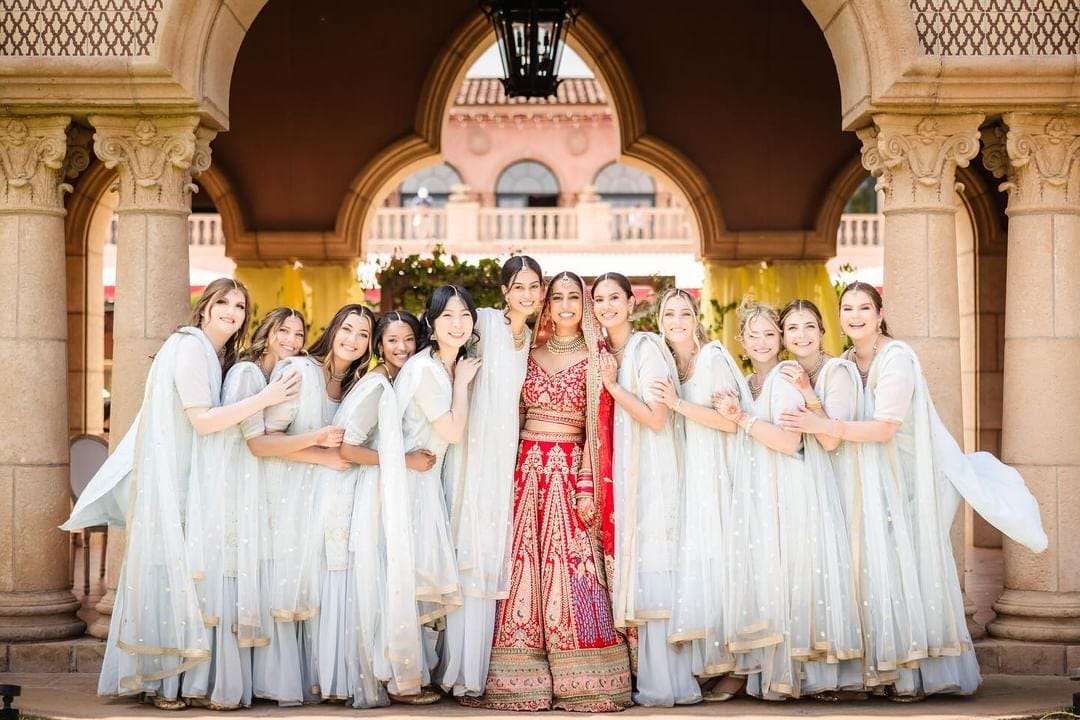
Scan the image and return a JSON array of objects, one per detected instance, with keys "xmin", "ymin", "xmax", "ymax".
[
  {"xmin": 241, "ymin": 307, "xmax": 306, "ymax": 363},
  {"xmin": 307, "ymin": 304, "xmax": 376, "ymax": 396},
  {"xmin": 373, "ymin": 310, "xmax": 421, "ymax": 361},
  {"xmin": 418, "ymin": 285, "xmax": 479, "ymax": 360},
  {"xmin": 591, "ymin": 271, "xmax": 633, "ymax": 299},
  {"xmin": 839, "ymin": 281, "xmax": 891, "ymax": 337},
  {"xmin": 188, "ymin": 277, "xmax": 251, "ymax": 374},
  {"xmin": 501, "ymin": 255, "xmax": 543, "ymax": 291}
]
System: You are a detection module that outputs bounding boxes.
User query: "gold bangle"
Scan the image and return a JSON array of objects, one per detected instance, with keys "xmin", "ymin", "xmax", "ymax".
[{"xmin": 805, "ymin": 399, "xmax": 823, "ymax": 411}]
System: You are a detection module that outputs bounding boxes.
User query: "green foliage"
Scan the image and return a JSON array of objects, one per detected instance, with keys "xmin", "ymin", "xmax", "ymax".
[
  {"xmin": 376, "ymin": 245, "xmax": 505, "ymax": 314},
  {"xmin": 629, "ymin": 274, "xmax": 675, "ymax": 333}
]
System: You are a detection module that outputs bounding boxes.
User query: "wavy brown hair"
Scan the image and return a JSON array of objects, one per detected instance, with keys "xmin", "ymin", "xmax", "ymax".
[
  {"xmin": 307, "ymin": 304, "xmax": 376, "ymax": 397},
  {"xmin": 839, "ymin": 281, "xmax": 891, "ymax": 337},
  {"xmin": 241, "ymin": 307, "xmax": 307, "ymax": 363},
  {"xmin": 188, "ymin": 277, "xmax": 251, "ymax": 374}
]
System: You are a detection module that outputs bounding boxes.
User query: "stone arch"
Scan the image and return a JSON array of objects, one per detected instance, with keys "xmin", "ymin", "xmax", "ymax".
[
  {"xmin": 171, "ymin": 0, "xmax": 922, "ymax": 253},
  {"xmin": 65, "ymin": 160, "xmax": 117, "ymax": 439},
  {"xmin": 333, "ymin": 10, "xmax": 721, "ymax": 255}
]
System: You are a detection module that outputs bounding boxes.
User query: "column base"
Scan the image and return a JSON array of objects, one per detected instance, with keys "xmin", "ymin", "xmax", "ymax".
[
  {"xmin": 88, "ymin": 589, "xmax": 115, "ymax": 639},
  {"xmin": 0, "ymin": 589, "xmax": 86, "ymax": 641},
  {"xmin": 965, "ymin": 592, "xmax": 987, "ymax": 640},
  {"xmin": 989, "ymin": 589, "xmax": 1080, "ymax": 642}
]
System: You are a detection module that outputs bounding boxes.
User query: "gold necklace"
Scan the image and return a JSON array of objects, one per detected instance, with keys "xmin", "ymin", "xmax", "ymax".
[
  {"xmin": 676, "ymin": 348, "xmax": 697, "ymax": 384},
  {"xmin": 852, "ymin": 333, "xmax": 881, "ymax": 383},
  {"xmin": 608, "ymin": 331, "xmax": 634, "ymax": 358},
  {"xmin": 329, "ymin": 364, "xmax": 350, "ymax": 382},
  {"xmin": 806, "ymin": 351, "xmax": 827, "ymax": 386},
  {"xmin": 748, "ymin": 372, "xmax": 762, "ymax": 399},
  {"xmin": 547, "ymin": 333, "xmax": 585, "ymax": 355}
]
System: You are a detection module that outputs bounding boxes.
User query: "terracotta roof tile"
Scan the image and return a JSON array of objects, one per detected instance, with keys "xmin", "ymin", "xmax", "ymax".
[{"xmin": 454, "ymin": 77, "xmax": 607, "ymax": 106}]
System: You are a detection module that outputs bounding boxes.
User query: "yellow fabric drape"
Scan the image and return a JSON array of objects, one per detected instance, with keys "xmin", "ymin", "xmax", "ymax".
[
  {"xmin": 235, "ymin": 262, "xmax": 363, "ymax": 337},
  {"xmin": 699, "ymin": 260, "xmax": 843, "ymax": 359}
]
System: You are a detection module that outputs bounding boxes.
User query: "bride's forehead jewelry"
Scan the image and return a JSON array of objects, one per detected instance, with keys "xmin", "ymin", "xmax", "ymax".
[{"xmin": 557, "ymin": 274, "xmax": 574, "ymax": 288}]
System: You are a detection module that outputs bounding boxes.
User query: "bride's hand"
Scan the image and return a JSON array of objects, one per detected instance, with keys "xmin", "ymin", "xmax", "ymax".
[{"xmin": 576, "ymin": 496, "xmax": 596, "ymax": 527}]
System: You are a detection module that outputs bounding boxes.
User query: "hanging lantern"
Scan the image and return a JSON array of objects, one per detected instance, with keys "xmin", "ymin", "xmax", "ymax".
[{"xmin": 479, "ymin": 0, "xmax": 583, "ymax": 99}]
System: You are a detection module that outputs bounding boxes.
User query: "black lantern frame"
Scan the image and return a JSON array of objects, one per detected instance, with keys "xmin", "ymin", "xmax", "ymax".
[{"xmin": 479, "ymin": 0, "xmax": 583, "ymax": 99}]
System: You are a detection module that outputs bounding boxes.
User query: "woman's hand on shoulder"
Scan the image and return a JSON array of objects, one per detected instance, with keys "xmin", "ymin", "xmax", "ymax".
[
  {"xmin": 260, "ymin": 369, "xmax": 299, "ymax": 407},
  {"xmin": 455, "ymin": 357, "xmax": 482, "ymax": 386}
]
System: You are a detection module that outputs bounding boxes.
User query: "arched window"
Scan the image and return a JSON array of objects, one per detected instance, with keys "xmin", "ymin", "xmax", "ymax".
[
  {"xmin": 594, "ymin": 162, "xmax": 656, "ymax": 208},
  {"xmin": 495, "ymin": 160, "xmax": 560, "ymax": 208},
  {"xmin": 399, "ymin": 163, "xmax": 463, "ymax": 207}
]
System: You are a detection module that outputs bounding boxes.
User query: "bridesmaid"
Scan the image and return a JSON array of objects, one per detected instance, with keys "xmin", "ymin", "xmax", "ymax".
[
  {"xmin": 647, "ymin": 289, "xmax": 744, "ymax": 701},
  {"xmin": 187, "ymin": 306, "xmax": 345, "ymax": 709},
  {"xmin": 774, "ymin": 299, "xmax": 864, "ymax": 696},
  {"xmin": 63, "ymin": 279, "xmax": 299, "ymax": 709},
  {"xmin": 254, "ymin": 304, "xmax": 373, "ymax": 706},
  {"xmin": 592, "ymin": 272, "xmax": 700, "ymax": 707},
  {"xmin": 394, "ymin": 286, "xmax": 481, "ymax": 688},
  {"xmin": 709, "ymin": 298, "xmax": 798, "ymax": 699},
  {"xmin": 319, "ymin": 311, "xmax": 435, "ymax": 707},
  {"xmin": 441, "ymin": 256, "xmax": 543, "ymax": 698},
  {"xmin": 779, "ymin": 282, "xmax": 1047, "ymax": 698}
]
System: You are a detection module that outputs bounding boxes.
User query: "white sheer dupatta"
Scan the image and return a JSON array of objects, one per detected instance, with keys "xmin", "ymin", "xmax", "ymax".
[
  {"xmin": 64, "ymin": 327, "xmax": 221, "ymax": 695},
  {"xmin": 339, "ymin": 373, "xmax": 425, "ymax": 696},
  {"xmin": 670, "ymin": 341, "xmax": 742, "ymax": 676}
]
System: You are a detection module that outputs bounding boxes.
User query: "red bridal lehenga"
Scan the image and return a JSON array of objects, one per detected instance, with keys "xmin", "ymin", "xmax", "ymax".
[{"xmin": 464, "ymin": 319, "xmax": 631, "ymax": 712}]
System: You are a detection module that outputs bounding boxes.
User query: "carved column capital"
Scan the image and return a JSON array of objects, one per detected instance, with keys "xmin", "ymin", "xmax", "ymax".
[
  {"xmin": 857, "ymin": 114, "xmax": 983, "ymax": 212},
  {"xmin": 986, "ymin": 113, "xmax": 1080, "ymax": 213},
  {"xmin": 0, "ymin": 116, "xmax": 84, "ymax": 214},
  {"xmin": 89, "ymin": 115, "xmax": 217, "ymax": 215}
]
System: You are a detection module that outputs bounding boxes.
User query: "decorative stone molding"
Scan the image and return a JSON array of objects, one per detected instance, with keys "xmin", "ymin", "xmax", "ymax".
[
  {"xmin": 0, "ymin": 115, "xmax": 83, "ymax": 213},
  {"xmin": 857, "ymin": 114, "xmax": 983, "ymax": 211},
  {"xmin": 911, "ymin": 0, "xmax": 1079, "ymax": 57},
  {"xmin": 984, "ymin": 113, "xmax": 1080, "ymax": 213},
  {"xmin": 89, "ymin": 116, "xmax": 216, "ymax": 214}
]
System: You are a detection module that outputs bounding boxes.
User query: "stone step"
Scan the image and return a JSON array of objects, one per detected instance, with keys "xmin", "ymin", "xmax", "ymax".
[
  {"xmin": 0, "ymin": 637, "xmax": 104, "ymax": 674},
  {"xmin": 4, "ymin": 636, "xmax": 1080, "ymax": 678}
]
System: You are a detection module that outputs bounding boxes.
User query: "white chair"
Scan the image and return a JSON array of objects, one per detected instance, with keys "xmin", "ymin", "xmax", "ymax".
[{"xmin": 69, "ymin": 434, "xmax": 109, "ymax": 596}]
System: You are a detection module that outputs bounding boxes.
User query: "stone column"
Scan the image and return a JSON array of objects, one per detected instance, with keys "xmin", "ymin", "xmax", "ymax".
[
  {"xmin": 982, "ymin": 114, "xmax": 1080, "ymax": 642},
  {"xmin": 0, "ymin": 117, "xmax": 89, "ymax": 640},
  {"xmin": 85, "ymin": 116, "xmax": 215, "ymax": 637},
  {"xmin": 858, "ymin": 113, "xmax": 984, "ymax": 636}
]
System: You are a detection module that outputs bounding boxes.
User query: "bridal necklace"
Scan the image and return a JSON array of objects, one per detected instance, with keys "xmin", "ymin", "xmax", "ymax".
[{"xmin": 547, "ymin": 332, "xmax": 585, "ymax": 355}]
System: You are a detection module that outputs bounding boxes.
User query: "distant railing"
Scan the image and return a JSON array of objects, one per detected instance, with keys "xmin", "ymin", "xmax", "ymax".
[
  {"xmin": 609, "ymin": 206, "xmax": 690, "ymax": 241},
  {"xmin": 479, "ymin": 207, "xmax": 577, "ymax": 243},
  {"xmin": 109, "ymin": 213, "xmax": 226, "ymax": 247},
  {"xmin": 837, "ymin": 213, "xmax": 882, "ymax": 247},
  {"xmin": 367, "ymin": 207, "xmax": 448, "ymax": 243},
  {"xmin": 366, "ymin": 204, "xmax": 696, "ymax": 247}
]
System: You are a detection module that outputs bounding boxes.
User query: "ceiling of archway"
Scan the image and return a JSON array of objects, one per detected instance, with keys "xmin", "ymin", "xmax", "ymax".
[{"xmin": 211, "ymin": 0, "xmax": 859, "ymax": 234}]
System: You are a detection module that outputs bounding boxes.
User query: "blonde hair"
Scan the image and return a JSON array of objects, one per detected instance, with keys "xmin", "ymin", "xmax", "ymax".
[
  {"xmin": 188, "ymin": 277, "xmax": 251, "ymax": 373},
  {"xmin": 657, "ymin": 288, "xmax": 708, "ymax": 350},
  {"xmin": 736, "ymin": 295, "xmax": 780, "ymax": 337}
]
